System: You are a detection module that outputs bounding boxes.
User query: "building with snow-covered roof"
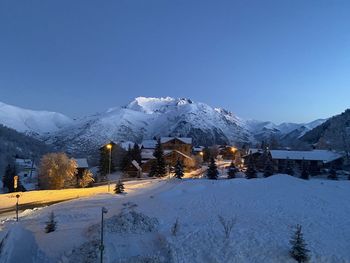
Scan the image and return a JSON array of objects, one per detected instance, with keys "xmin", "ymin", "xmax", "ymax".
[
  {"xmin": 141, "ymin": 136, "xmax": 195, "ymax": 173},
  {"xmin": 244, "ymin": 149, "xmax": 344, "ymax": 174},
  {"xmin": 73, "ymin": 158, "xmax": 89, "ymax": 169},
  {"xmin": 141, "ymin": 140, "xmax": 157, "ymax": 149},
  {"xmin": 271, "ymin": 150, "xmax": 343, "ymax": 174}
]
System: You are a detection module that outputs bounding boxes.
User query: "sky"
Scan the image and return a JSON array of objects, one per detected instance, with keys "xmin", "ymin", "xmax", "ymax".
[{"xmin": 0, "ymin": 0, "xmax": 350, "ymax": 123}]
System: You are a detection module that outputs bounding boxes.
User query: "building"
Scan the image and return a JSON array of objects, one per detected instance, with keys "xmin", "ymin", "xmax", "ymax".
[
  {"xmin": 141, "ymin": 137, "xmax": 195, "ymax": 172},
  {"xmin": 73, "ymin": 158, "xmax": 89, "ymax": 185},
  {"xmin": 15, "ymin": 158, "xmax": 36, "ymax": 178},
  {"xmin": 270, "ymin": 150, "xmax": 343, "ymax": 174},
  {"xmin": 124, "ymin": 160, "xmax": 142, "ymax": 178},
  {"xmin": 244, "ymin": 149, "xmax": 344, "ymax": 174}
]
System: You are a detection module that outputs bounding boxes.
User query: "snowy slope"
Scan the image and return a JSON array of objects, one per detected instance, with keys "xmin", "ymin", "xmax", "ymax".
[
  {"xmin": 246, "ymin": 118, "xmax": 326, "ymax": 143},
  {"xmin": 1, "ymin": 175, "xmax": 349, "ymax": 262},
  {"xmin": 0, "ymin": 102, "xmax": 73, "ymax": 135}
]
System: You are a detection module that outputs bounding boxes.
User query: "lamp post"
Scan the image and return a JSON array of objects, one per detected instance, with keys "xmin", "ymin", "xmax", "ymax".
[
  {"xmin": 100, "ymin": 207, "xmax": 108, "ymax": 263},
  {"xmin": 106, "ymin": 144, "xmax": 112, "ymax": 192},
  {"xmin": 15, "ymin": 194, "xmax": 20, "ymax": 222}
]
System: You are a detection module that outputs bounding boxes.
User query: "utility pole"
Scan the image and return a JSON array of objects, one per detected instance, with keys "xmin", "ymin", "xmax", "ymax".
[{"xmin": 100, "ymin": 207, "xmax": 108, "ymax": 263}]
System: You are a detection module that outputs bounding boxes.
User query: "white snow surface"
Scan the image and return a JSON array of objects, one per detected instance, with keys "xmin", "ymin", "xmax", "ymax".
[
  {"xmin": 1, "ymin": 175, "xmax": 350, "ymax": 263},
  {"xmin": 0, "ymin": 101, "xmax": 72, "ymax": 134}
]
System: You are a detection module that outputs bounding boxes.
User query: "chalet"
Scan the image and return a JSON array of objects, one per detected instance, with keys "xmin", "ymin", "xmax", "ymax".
[
  {"xmin": 244, "ymin": 149, "xmax": 344, "ymax": 174},
  {"xmin": 160, "ymin": 137, "xmax": 192, "ymax": 156},
  {"xmin": 124, "ymin": 160, "xmax": 142, "ymax": 178},
  {"xmin": 141, "ymin": 137, "xmax": 195, "ymax": 172},
  {"xmin": 271, "ymin": 150, "xmax": 343, "ymax": 173},
  {"xmin": 15, "ymin": 158, "xmax": 36, "ymax": 178}
]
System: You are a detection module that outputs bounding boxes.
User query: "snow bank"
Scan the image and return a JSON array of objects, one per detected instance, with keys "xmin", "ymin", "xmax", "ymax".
[{"xmin": 0, "ymin": 224, "xmax": 47, "ymax": 263}]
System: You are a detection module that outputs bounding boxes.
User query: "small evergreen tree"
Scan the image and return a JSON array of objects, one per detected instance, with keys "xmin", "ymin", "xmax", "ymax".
[
  {"xmin": 114, "ymin": 180, "xmax": 125, "ymax": 194},
  {"xmin": 300, "ymin": 167, "xmax": 310, "ymax": 180},
  {"xmin": 328, "ymin": 169, "xmax": 338, "ymax": 180},
  {"xmin": 174, "ymin": 160, "xmax": 184, "ymax": 179},
  {"xmin": 207, "ymin": 158, "xmax": 219, "ymax": 180},
  {"xmin": 245, "ymin": 156, "xmax": 257, "ymax": 179},
  {"xmin": 227, "ymin": 162, "xmax": 237, "ymax": 179},
  {"xmin": 290, "ymin": 224, "xmax": 310, "ymax": 263},
  {"xmin": 45, "ymin": 212, "xmax": 57, "ymax": 233}
]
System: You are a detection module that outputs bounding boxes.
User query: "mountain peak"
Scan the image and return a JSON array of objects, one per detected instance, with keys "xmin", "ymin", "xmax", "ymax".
[{"xmin": 126, "ymin": 97, "xmax": 193, "ymax": 114}]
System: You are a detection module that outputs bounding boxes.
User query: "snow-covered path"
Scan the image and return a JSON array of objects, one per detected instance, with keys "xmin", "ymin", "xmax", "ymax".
[{"xmin": 1, "ymin": 175, "xmax": 350, "ymax": 263}]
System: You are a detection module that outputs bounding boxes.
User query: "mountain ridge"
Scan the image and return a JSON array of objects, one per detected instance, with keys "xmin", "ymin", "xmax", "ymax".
[{"xmin": 0, "ymin": 97, "xmax": 328, "ymax": 156}]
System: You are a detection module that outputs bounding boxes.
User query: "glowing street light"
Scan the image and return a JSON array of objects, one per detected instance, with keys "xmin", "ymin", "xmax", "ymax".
[{"xmin": 106, "ymin": 143, "xmax": 112, "ymax": 192}]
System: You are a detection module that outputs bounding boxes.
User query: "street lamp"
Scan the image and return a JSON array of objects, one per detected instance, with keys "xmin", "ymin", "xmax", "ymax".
[
  {"xmin": 100, "ymin": 207, "xmax": 108, "ymax": 263},
  {"xmin": 106, "ymin": 144, "xmax": 112, "ymax": 192},
  {"xmin": 15, "ymin": 194, "xmax": 20, "ymax": 222}
]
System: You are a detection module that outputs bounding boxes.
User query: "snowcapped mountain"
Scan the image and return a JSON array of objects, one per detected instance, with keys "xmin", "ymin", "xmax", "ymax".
[
  {"xmin": 0, "ymin": 101, "xmax": 73, "ymax": 135},
  {"xmin": 0, "ymin": 97, "xmax": 327, "ymax": 157},
  {"xmin": 245, "ymin": 118, "xmax": 326, "ymax": 144},
  {"xmin": 47, "ymin": 97, "xmax": 254, "ymax": 154}
]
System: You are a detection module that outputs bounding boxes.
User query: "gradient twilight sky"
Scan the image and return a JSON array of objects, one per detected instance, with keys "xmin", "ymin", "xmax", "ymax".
[{"xmin": 1, "ymin": 0, "xmax": 350, "ymax": 123}]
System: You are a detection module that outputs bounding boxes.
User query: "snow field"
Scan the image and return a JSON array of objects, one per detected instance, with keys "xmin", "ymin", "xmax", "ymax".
[{"xmin": 0, "ymin": 175, "xmax": 350, "ymax": 262}]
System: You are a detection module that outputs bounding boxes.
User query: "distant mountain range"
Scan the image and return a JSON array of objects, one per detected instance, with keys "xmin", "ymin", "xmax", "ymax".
[
  {"xmin": 0, "ymin": 97, "xmax": 334, "ymax": 158},
  {"xmin": 0, "ymin": 101, "xmax": 72, "ymax": 136}
]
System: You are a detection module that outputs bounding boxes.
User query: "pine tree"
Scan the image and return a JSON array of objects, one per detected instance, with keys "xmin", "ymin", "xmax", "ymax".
[
  {"xmin": 174, "ymin": 160, "xmax": 184, "ymax": 179},
  {"xmin": 300, "ymin": 167, "xmax": 310, "ymax": 180},
  {"xmin": 285, "ymin": 158, "xmax": 294, "ymax": 176},
  {"xmin": 151, "ymin": 139, "xmax": 167, "ymax": 177},
  {"xmin": 114, "ymin": 180, "xmax": 125, "ymax": 194},
  {"xmin": 2, "ymin": 164, "xmax": 16, "ymax": 192},
  {"xmin": 264, "ymin": 158, "xmax": 274, "ymax": 177},
  {"xmin": 202, "ymin": 147, "xmax": 211, "ymax": 163},
  {"xmin": 45, "ymin": 212, "xmax": 57, "ymax": 233},
  {"xmin": 207, "ymin": 158, "xmax": 219, "ymax": 180},
  {"xmin": 131, "ymin": 143, "xmax": 142, "ymax": 164},
  {"xmin": 227, "ymin": 162, "xmax": 237, "ymax": 179},
  {"xmin": 121, "ymin": 145, "xmax": 133, "ymax": 172},
  {"xmin": 328, "ymin": 169, "xmax": 338, "ymax": 180},
  {"xmin": 290, "ymin": 224, "xmax": 310, "ymax": 263},
  {"xmin": 245, "ymin": 156, "xmax": 257, "ymax": 179}
]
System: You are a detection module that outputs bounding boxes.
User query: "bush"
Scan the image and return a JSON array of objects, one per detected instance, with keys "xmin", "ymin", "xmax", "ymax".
[{"xmin": 45, "ymin": 212, "xmax": 57, "ymax": 233}]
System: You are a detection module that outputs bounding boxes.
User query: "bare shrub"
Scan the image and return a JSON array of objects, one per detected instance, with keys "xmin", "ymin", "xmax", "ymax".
[
  {"xmin": 218, "ymin": 215, "xmax": 236, "ymax": 239},
  {"xmin": 171, "ymin": 218, "xmax": 180, "ymax": 236}
]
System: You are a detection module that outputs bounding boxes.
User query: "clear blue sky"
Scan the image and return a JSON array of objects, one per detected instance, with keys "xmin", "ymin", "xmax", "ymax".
[{"xmin": 1, "ymin": 0, "xmax": 349, "ymax": 123}]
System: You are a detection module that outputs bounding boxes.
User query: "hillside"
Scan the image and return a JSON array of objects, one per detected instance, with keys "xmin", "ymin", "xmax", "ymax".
[
  {"xmin": 301, "ymin": 109, "xmax": 350, "ymax": 151},
  {"xmin": 0, "ymin": 101, "xmax": 72, "ymax": 135},
  {"xmin": 0, "ymin": 175, "xmax": 349, "ymax": 262},
  {"xmin": 0, "ymin": 124, "xmax": 52, "ymax": 176}
]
